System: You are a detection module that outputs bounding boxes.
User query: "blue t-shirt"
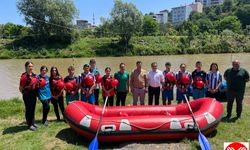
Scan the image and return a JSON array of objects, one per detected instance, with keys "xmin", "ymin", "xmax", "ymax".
[{"xmin": 38, "ymin": 75, "xmax": 52, "ymax": 101}]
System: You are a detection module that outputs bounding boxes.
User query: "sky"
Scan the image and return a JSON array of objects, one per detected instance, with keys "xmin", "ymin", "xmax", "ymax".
[{"xmin": 0, "ymin": 0, "xmax": 194, "ymax": 26}]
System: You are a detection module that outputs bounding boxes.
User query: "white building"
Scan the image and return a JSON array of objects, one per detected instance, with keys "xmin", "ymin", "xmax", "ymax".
[
  {"xmin": 190, "ymin": 2, "xmax": 203, "ymax": 13},
  {"xmin": 151, "ymin": 10, "xmax": 169, "ymax": 24},
  {"xmin": 76, "ymin": 20, "xmax": 89, "ymax": 30},
  {"xmin": 76, "ymin": 20, "xmax": 96, "ymax": 30},
  {"xmin": 195, "ymin": 0, "xmax": 224, "ymax": 7},
  {"xmin": 159, "ymin": 10, "xmax": 169, "ymax": 24},
  {"xmin": 171, "ymin": 5, "xmax": 193, "ymax": 25},
  {"xmin": 171, "ymin": 2, "xmax": 203, "ymax": 25}
]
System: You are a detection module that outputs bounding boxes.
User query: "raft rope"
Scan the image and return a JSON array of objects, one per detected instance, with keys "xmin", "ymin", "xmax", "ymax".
[{"xmin": 71, "ymin": 103, "xmax": 206, "ymax": 131}]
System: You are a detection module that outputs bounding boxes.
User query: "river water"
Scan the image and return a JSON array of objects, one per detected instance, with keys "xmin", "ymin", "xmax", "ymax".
[{"xmin": 0, "ymin": 53, "xmax": 249, "ymax": 100}]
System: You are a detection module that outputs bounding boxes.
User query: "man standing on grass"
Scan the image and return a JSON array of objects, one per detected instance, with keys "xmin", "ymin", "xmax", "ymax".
[
  {"xmin": 147, "ymin": 62, "xmax": 164, "ymax": 105},
  {"xmin": 130, "ymin": 61, "xmax": 147, "ymax": 105},
  {"xmin": 224, "ymin": 60, "xmax": 249, "ymax": 121}
]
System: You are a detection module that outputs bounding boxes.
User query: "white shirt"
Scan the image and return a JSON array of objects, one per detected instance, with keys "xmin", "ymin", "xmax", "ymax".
[{"xmin": 147, "ymin": 70, "xmax": 164, "ymax": 88}]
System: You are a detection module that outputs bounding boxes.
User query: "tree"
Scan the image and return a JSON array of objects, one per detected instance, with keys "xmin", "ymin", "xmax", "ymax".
[
  {"xmin": 142, "ymin": 15, "xmax": 158, "ymax": 36},
  {"xmin": 176, "ymin": 21, "xmax": 199, "ymax": 36},
  {"xmin": 2, "ymin": 23, "xmax": 23, "ymax": 38},
  {"xmin": 189, "ymin": 11, "xmax": 203, "ymax": 21},
  {"xmin": 217, "ymin": 16, "xmax": 241, "ymax": 32},
  {"xmin": 165, "ymin": 23, "xmax": 178, "ymax": 36},
  {"xmin": 235, "ymin": 5, "xmax": 250, "ymax": 28},
  {"xmin": 110, "ymin": 0, "xmax": 143, "ymax": 45},
  {"xmin": 197, "ymin": 18, "xmax": 214, "ymax": 33},
  {"xmin": 237, "ymin": 0, "xmax": 250, "ymax": 5},
  {"xmin": 17, "ymin": 0, "xmax": 78, "ymax": 43},
  {"xmin": 222, "ymin": 0, "xmax": 233, "ymax": 13}
]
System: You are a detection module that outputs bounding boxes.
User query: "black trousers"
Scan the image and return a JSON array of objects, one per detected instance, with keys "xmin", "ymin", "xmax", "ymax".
[
  {"xmin": 51, "ymin": 96, "xmax": 65, "ymax": 120},
  {"xmin": 148, "ymin": 86, "xmax": 160, "ymax": 105},
  {"xmin": 22, "ymin": 91, "xmax": 37, "ymax": 127},
  {"xmin": 206, "ymin": 91, "xmax": 220, "ymax": 99},
  {"xmin": 40, "ymin": 100, "xmax": 50, "ymax": 123},
  {"xmin": 103, "ymin": 96, "xmax": 114, "ymax": 106},
  {"xmin": 116, "ymin": 91, "xmax": 127, "ymax": 106},
  {"xmin": 94, "ymin": 89, "xmax": 100, "ymax": 105},
  {"xmin": 227, "ymin": 91, "xmax": 245, "ymax": 118}
]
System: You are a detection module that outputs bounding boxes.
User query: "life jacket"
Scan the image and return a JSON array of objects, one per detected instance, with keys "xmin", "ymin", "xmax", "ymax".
[
  {"xmin": 20, "ymin": 72, "xmax": 38, "ymax": 92},
  {"xmin": 50, "ymin": 76, "xmax": 64, "ymax": 96},
  {"xmin": 163, "ymin": 71, "xmax": 175, "ymax": 90},
  {"xmin": 38, "ymin": 75, "xmax": 48, "ymax": 89},
  {"xmin": 101, "ymin": 75, "xmax": 114, "ymax": 96},
  {"xmin": 192, "ymin": 76, "xmax": 205, "ymax": 89},
  {"xmin": 177, "ymin": 71, "xmax": 191, "ymax": 86},
  {"xmin": 64, "ymin": 76, "xmax": 78, "ymax": 92},
  {"xmin": 80, "ymin": 73, "xmax": 95, "ymax": 88},
  {"xmin": 192, "ymin": 70, "xmax": 206, "ymax": 89}
]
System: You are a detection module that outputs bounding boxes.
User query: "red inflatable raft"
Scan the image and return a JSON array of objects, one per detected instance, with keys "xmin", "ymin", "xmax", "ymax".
[{"xmin": 64, "ymin": 98, "xmax": 223, "ymax": 142}]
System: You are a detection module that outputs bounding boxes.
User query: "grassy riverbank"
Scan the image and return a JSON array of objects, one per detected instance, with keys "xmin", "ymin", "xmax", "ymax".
[
  {"xmin": 1, "ymin": 35, "xmax": 250, "ymax": 59},
  {"xmin": 0, "ymin": 93, "xmax": 250, "ymax": 150}
]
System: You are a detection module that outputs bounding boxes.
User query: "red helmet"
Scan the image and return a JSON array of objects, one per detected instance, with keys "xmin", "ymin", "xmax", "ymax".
[
  {"xmin": 111, "ymin": 79, "xmax": 119, "ymax": 87},
  {"xmin": 30, "ymin": 77, "xmax": 38, "ymax": 85},
  {"xmin": 105, "ymin": 78, "xmax": 111, "ymax": 85},
  {"xmin": 57, "ymin": 80, "xmax": 65, "ymax": 90},
  {"xmin": 39, "ymin": 78, "xmax": 46, "ymax": 88},
  {"xmin": 83, "ymin": 75, "xmax": 94, "ymax": 87},
  {"xmin": 65, "ymin": 81, "xmax": 74, "ymax": 91},
  {"xmin": 165, "ymin": 73, "xmax": 176, "ymax": 83},
  {"xmin": 196, "ymin": 80, "xmax": 205, "ymax": 89},
  {"xmin": 181, "ymin": 75, "xmax": 190, "ymax": 85},
  {"xmin": 96, "ymin": 75, "xmax": 103, "ymax": 84}
]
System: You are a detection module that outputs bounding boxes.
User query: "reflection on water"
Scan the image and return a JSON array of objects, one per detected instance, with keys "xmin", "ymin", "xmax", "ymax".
[{"xmin": 0, "ymin": 53, "xmax": 249, "ymax": 100}]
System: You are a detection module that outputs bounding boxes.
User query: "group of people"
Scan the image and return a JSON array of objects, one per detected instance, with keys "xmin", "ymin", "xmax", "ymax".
[{"xmin": 19, "ymin": 59, "xmax": 249, "ymax": 131}]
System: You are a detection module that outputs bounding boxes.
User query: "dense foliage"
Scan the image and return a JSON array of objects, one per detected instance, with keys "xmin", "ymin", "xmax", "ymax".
[
  {"xmin": 16, "ymin": 0, "xmax": 79, "ymax": 44},
  {"xmin": 0, "ymin": 0, "xmax": 250, "ymax": 58}
]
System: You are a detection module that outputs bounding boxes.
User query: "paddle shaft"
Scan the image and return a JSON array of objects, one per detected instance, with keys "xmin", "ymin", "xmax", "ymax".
[
  {"xmin": 95, "ymin": 96, "xmax": 109, "ymax": 137},
  {"xmin": 184, "ymin": 95, "xmax": 201, "ymax": 133}
]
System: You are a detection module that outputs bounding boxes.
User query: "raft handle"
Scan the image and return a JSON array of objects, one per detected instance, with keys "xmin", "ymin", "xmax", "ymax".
[{"xmin": 101, "ymin": 125, "xmax": 116, "ymax": 132}]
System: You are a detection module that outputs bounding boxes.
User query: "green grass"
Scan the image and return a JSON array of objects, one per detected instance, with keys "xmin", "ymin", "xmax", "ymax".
[{"xmin": 0, "ymin": 94, "xmax": 250, "ymax": 150}]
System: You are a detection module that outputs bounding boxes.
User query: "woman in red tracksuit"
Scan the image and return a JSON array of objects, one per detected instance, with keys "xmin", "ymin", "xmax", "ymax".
[
  {"xmin": 49, "ymin": 66, "xmax": 65, "ymax": 121},
  {"xmin": 19, "ymin": 61, "xmax": 38, "ymax": 131}
]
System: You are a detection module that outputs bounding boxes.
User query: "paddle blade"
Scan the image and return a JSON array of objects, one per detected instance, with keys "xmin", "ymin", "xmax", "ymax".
[
  {"xmin": 88, "ymin": 137, "xmax": 98, "ymax": 150},
  {"xmin": 198, "ymin": 133, "xmax": 212, "ymax": 150}
]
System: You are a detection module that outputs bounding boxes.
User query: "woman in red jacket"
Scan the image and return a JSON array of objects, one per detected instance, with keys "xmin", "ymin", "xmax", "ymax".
[
  {"xmin": 19, "ymin": 61, "xmax": 38, "ymax": 131},
  {"xmin": 101, "ymin": 67, "xmax": 115, "ymax": 106},
  {"xmin": 49, "ymin": 66, "xmax": 65, "ymax": 121}
]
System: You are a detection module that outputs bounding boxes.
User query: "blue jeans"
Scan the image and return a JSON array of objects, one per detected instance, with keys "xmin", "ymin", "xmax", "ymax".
[
  {"xmin": 192, "ymin": 88, "xmax": 206, "ymax": 100},
  {"xmin": 66, "ymin": 93, "xmax": 79, "ymax": 105},
  {"xmin": 162, "ymin": 89, "xmax": 174, "ymax": 101},
  {"xmin": 81, "ymin": 92, "xmax": 95, "ymax": 104},
  {"xmin": 176, "ymin": 89, "xmax": 190, "ymax": 103}
]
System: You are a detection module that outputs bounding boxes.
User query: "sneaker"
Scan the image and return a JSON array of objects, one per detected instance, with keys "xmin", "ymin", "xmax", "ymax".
[
  {"xmin": 236, "ymin": 117, "xmax": 241, "ymax": 121},
  {"xmin": 42, "ymin": 121, "xmax": 49, "ymax": 126},
  {"xmin": 226, "ymin": 117, "xmax": 231, "ymax": 122},
  {"xmin": 33, "ymin": 124, "xmax": 40, "ymax": 128},
  {"xmin": 29, "ymin": 125, "xmax": 37, "ymax": 131}
]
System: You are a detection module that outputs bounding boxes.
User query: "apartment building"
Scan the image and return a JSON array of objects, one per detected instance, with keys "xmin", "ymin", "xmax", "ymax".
[{"xmin": 195, "ymin": 0, "xmax": 224, "ymax": 7}]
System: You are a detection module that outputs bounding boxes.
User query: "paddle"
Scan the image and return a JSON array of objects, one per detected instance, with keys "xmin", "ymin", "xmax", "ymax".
[
  {"xmin": 88, "ymin": 96, "xmax": 109, "ymax": 150},
  {"xmin": 184, "ymin": 95, "xmax": 212, "ymax": 150}
]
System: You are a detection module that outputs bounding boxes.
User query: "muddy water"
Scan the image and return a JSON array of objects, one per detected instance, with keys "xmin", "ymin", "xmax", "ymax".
[{"xmin": 0, "ymin": 53, "xmax": 249, "ymax": 100}]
